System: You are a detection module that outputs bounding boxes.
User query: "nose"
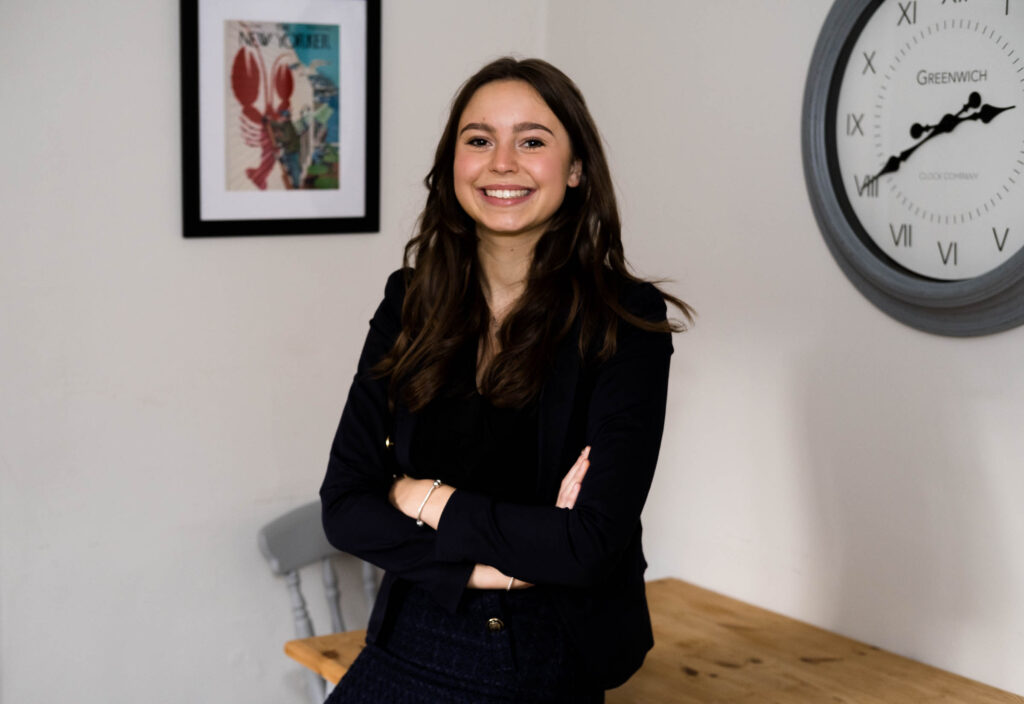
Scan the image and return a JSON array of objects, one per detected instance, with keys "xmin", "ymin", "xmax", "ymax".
[{"xmin": 489, "ymin": 141, "xmax": 517, "ymax": 174}]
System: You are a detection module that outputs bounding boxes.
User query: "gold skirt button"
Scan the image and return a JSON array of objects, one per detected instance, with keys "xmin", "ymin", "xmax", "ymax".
[{"xmin": 487, "ymin": 617, "xmax": 505, "ymax": 632}]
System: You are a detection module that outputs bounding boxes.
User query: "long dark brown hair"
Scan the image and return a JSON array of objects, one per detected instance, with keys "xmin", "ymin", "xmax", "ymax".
[{"xmin": 377, "ymin": 57, "xmax": 692, "ymax": 411}]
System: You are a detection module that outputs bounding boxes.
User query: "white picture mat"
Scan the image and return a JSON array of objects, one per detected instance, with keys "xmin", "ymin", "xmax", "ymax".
[{"xmin": 198, "ymin": 0, "xmax": 368, "ymax": 221}]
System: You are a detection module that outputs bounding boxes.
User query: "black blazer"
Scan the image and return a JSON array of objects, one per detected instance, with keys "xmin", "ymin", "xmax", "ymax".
[{"xmin": 320, "ymin": 269, "xmax": 673, "ymax": 689}]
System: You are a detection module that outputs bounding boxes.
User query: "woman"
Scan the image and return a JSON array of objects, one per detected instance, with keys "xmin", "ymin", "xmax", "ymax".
[{"xmin": 320, "ymin": 57, "xmax": 691, "ymax": 703}]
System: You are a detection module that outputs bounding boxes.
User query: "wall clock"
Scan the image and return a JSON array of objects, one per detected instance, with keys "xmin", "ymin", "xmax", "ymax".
[{"xmin": 803, "ymin": 0, "xmax": 1024, "ymax": 336}]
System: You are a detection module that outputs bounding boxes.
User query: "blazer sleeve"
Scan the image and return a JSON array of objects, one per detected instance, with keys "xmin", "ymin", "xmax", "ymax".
[
  {"xmin": 434, "ymin": 283, "xmax": 673, "ymax": 587},
  {"xmin": 320, "ymin": 270, "xmax": 473, "ymax": 612}
]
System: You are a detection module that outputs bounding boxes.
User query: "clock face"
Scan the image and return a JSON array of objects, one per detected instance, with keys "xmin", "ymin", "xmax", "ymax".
[{"xmin": 832, "ymin": 0, "xmax": 1024, "ymax": 281}]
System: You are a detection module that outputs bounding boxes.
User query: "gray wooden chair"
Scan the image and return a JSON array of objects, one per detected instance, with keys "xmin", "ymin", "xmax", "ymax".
[{"xmin": 258, "ymin": 501, "xmax": 378, "ymax": 704}]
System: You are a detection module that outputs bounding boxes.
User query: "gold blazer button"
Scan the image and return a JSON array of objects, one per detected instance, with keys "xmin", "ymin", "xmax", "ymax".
[{"xmin": 487, "ymin": 617, "xmax": 505, "ymax": 632}]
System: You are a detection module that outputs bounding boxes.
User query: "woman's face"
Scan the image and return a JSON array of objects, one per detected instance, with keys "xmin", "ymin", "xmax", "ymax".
[{"xmin": 453, "ymin": 80, "xmax": 581, "ymax": 246}]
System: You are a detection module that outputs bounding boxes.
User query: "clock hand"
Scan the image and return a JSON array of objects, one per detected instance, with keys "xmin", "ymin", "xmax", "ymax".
[
  {"xmin": 910, "ymin": 91, "xmax": 982, "ymax": 139},
  {"xmin": 973, "ymin": 102, "xmax": 1016, "ymax": 124},
  {"xmin": 865, "ymin": 118, "xmax": 957, "ymax": 186},
  {"xmin": 863, "ymin": 95, "xmax": 1015, "ymax": 190}
]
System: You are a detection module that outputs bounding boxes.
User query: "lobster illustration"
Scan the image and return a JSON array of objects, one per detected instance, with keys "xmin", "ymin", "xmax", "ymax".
[{"xmin": 230, "ymin": 42, "xmax": 297, "ymax": 189}]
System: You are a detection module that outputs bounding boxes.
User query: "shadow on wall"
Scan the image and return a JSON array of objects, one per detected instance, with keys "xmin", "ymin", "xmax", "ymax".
[{"xmin": 795, "ymin": 326, "xmax": 1012, "ymax": 665}]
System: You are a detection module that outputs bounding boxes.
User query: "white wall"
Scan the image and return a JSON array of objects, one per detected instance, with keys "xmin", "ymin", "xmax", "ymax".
[
  {"xmin": 548, "ymin": 0, "xmax": 1024, "ymax": 695},
  {"xmin": 2, "ymin": 1, "xmax": 1022, "ymax": 701},
  {"xmin": 0, "ymin": 1, "xmax": 546, "ymax": 702}
]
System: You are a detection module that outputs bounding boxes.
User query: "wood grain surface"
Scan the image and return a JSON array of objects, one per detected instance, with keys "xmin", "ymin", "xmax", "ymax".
[
  {"xmin": 606, "ymin": 579, "xmax": 1023, "ymax": 703},
  {"xmin": 285, "ymin": 578, "xmax": 1024, "ymax": 702}
]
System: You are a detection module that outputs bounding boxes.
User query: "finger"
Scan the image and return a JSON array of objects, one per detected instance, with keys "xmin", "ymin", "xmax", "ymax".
[
  {"xmin": 574, "ymin": 459, "xmax": 590, "ymax": 486},
  {"xmin": 565, "ymin": 481, "xmax": 581, "ymax": 509},
  {"xmin": 561, "ymin": 453, "xmax": 592, "ymax": 503},
  {"xmin": 558, "ymin": 451, "xmax": 587, "ymax": 496},
  {"xmin": 559, "ymin": 473, "xmax": 587, "ymax": 510},
  {"xmin": 557, "ymin": 448, "xmax": 592, "ymax": 507},
  {"xmin": 567, "ymin": 448, "xmax": 587, "ymax": 478},
  {"xmin": 563, "ymin": 460, "xmax": 590, "ymax": 508},
  {"xmin": 556, "ymin": 463, "xmax": 582, "ymax": 508},
  {"xmin": 556, "ymin": 479, "xmax": 573, "ymax": 508}
]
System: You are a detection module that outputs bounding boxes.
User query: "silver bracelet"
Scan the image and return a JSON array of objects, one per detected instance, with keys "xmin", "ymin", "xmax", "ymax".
[
  {"xmin": 506, "ymin": 576, "xmax": 515, "ymax": 591},
  {"xmin": 415, "ymin": 479, "xmax": 443, "ymax": 527}
]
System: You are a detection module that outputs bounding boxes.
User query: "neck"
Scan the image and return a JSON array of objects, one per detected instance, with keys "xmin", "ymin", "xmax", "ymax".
[{"xmin": 476, "ymin": 231, "xmax": 540, "ymax": 319}]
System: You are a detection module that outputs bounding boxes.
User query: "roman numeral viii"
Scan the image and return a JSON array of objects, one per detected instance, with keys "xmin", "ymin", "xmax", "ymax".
[{"xmin": 855, "ymin": 174, "xmax": 878, "ymax": 197}]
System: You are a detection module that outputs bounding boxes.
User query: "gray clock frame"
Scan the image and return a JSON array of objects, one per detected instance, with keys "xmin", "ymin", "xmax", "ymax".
[{"xmin": 802, "ymin": 0, "xmax": 1024, "ymax": 336}]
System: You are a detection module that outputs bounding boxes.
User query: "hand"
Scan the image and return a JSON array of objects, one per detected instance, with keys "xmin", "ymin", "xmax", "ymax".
[
  {"xmin": 465, "ymin": 449, "xmax": 593, "ymax": 590},
  {"xmin": 556, "ymin": 446, "xmax": 591, "ymax": 509},
  {"xmin": 388, "ymin": 476, "xmax": 454, "ymax": 530},
  {"xmin": 468, "ymin": 563, "xmax": 533, "ymax": 590},
  {"xmin": 474, "ymin": 447, "xmax": 590, "ymax": 590}
]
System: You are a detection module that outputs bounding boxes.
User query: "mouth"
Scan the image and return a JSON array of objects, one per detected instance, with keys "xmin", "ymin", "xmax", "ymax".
[{"xmin": 482, "ymin": 188, "xmax": 532, "ymax": 199}]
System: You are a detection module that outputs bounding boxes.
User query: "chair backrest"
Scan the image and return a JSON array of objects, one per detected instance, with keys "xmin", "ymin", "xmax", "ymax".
[{"xmin": 258, "ymin": 501, "xmax": 378, "ymax": 703}]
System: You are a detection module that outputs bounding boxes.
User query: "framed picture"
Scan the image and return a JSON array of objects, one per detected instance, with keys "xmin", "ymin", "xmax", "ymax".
[{"xmin": 180, "ymin": 0, "xmax": 380, "ymax": 237}]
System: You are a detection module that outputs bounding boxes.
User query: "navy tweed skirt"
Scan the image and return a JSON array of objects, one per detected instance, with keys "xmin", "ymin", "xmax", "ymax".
[{"xmin": 325, "ymin": 583, "xmax": 604, "ymax": 703}]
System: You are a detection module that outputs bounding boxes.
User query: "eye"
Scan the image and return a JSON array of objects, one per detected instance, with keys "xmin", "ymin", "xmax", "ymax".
[
  {"xmin": 521, "ymin": 138, "xmax": 546, "ymax": 149},
  {"xmin": 465, "ymin": 137, "xmax": 490, "ymax": 147}
]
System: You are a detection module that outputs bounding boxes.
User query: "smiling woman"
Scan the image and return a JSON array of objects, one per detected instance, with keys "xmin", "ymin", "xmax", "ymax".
[
  {"xmin": 319, "ymin": 57, "xmax": 693, "ymax": 703},
  {"xmin": 453, "ymin": 80, "xmax": 581, "ymax": 246}
]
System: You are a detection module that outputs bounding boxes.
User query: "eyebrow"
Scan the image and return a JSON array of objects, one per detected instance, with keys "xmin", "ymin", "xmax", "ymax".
[{"xmin": 458, "ymin": 121, "xmax": 555, "ymax": 137}]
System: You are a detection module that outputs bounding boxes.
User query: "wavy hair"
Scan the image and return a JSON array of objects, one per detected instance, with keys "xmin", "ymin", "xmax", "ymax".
[{"xmin": 377, "ymin": 57, "xmax": 692, "ymax": 411}]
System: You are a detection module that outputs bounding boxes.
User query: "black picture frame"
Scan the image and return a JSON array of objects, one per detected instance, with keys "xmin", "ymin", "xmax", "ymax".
[{"xmin": 181, "ymin": 0, "xmax": 380, "ymax": 237}]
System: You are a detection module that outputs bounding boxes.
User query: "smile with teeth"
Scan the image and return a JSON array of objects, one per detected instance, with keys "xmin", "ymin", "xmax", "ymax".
[{"xmin": 483, "ymin": 188, "xmax": 531, "ymax": 199}]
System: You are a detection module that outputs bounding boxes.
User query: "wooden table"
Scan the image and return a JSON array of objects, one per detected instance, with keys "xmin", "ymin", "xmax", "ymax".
[{"xmin": 285, "ymin": 578, "xmax": 1024, "ymax": 702}]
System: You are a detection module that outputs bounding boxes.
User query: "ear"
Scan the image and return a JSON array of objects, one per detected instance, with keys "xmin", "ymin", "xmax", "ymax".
[{"xmin": 567, "ymin": 159, "xmax": 582, "ymax": 188}]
